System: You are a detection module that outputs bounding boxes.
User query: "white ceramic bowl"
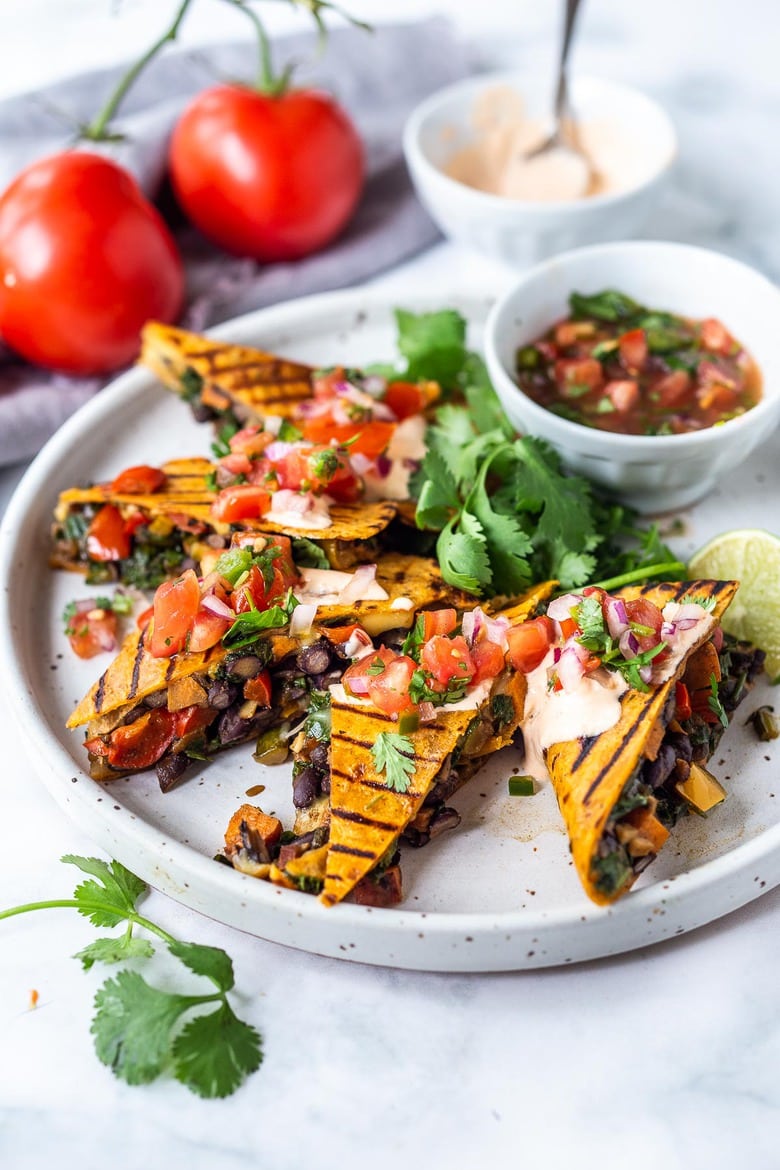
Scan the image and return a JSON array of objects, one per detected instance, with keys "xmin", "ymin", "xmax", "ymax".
[
  {"xmin": 484, "ymin": 241, "xmax": 780, "ymax": 514},
  {"xmin": 403, "ymin": 72, "xmax": 677, "ymax": 267}
]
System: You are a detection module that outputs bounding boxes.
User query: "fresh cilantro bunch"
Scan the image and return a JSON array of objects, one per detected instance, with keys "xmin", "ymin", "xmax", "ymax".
[
  {"xmin": 403, "ymin": 310, "xmax": 684, "ymax": 596},
  {"xmin": 1, "ymin": 856, "xmax": 262, "ymax": 1098}
]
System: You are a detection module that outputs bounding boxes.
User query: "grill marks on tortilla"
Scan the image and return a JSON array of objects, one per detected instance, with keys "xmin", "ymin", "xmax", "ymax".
[
  {"xmin": 128, "ymin": 633, "xmax": 147, "ymax": 701},
  {"xmin": 139, "ymin": 322, "xmax": 313, "ymax": 418},
  {"xmin": 542, "ymin": 579, "xmax": 739, "ymax": 906}
]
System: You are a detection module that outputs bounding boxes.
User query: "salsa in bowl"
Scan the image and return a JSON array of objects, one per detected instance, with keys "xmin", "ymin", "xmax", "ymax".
[
  {"xmin": 516, "ymin": 289, "xmax": 762, "ymax": 437},
  {"xmin": 485, "ymin": 241, "xmax": 780, "ymax": 514}
]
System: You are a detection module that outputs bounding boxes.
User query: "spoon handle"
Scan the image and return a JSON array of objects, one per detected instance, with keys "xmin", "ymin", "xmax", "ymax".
[{"xmin": 555, "ymin": 0, "xmax": 584, "ymax": 125}]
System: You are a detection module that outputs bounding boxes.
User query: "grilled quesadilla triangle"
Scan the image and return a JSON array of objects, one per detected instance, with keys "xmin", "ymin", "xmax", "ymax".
[
  {"xmin": 51, "ymin": 457, "xmax": 398, "ymax": 580},
  {"xmin": 320, "ymin": 583, "xmax": 556, "ymax": 907},
  {"xmin": 540, "ymin": 578, "xmax": 755, "ymax": 906},
  {"xmin": 140, "ymin": 322, "xmax": 313, "ymax": 422}
]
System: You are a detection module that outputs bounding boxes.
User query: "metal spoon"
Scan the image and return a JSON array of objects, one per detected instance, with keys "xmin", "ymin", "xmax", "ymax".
[{"xmin": 524, "ymin": 0, "xmax": 594, "ymax": 188}]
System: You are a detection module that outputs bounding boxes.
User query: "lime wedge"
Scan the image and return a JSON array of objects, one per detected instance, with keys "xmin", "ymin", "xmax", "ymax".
[{"xmin": 688, "ymin": 529, "xmax": 780, "ymax": 682}]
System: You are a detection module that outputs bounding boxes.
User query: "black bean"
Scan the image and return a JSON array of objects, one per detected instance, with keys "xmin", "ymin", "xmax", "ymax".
[
  {"xmin": 428, "ymin": 806, "xmax": 461, "ymax": 840},
  {"xmin": 309, "ymin": 742, "xmax": 329, "ymax": 770},
  {"xmin": 320, "ymin": 773, "xmax": 331, "ymax": 796},
  {"xmin": 297, "ymin": 640, "xmax": 332, "ymax": 676},
  {"xmin": 143, "ymin": 690, "xmax": 168, "ymax": 709},
  {"xmin": 642, "ymin": 743, "xmax": 677, "ymax": 789},
  {"xmin": 218, "ymin": 704, "xmax": 274, "ymax": 745},
  {"xmin": 292, "ymin": 768, "xmax": 318, "ymax": 808},
  {"xmin": 227, "ymin": 655, "xmax": 264, "ymax": 679},
  {"xmin": 191, "ymin": 402, "xmax": 216, "ymax": 423},
  {"xmin": 156, "ymin": 752, "xmax": 190, "ymax": 793},
  {"xmin": 667, "ymin": 731, "xmax": 693, "ymax": 764},
  {"xmin": 207, "ymin": 679, "xmax": 238, "ymax": 710}
]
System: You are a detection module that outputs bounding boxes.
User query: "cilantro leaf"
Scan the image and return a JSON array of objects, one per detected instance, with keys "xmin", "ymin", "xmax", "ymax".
[
  {"xmin": 569, "ymin": 289, "xmax": 643, "ymax": 323},
  {"xmin": 573, "ymin": 595, "xmax": 605, "ymax": 647},
  {"xmin": 466, "ymin": 456, "xmax": 533, "ymax": 594},
  {"xmin": 221, "ymin": 604, "xmax": 290, "ymax": 649},
  {"xmin": 63, "ymin": 855, "xmax": 146, "ymax": 928},
  {"xmin": 708, "ymin": 673, "xmax": 729, "ymax": 728},
  {"xmin": 395, "ymin": 308, "xmax": 468, "ymax": 387},
  {"xmin": 91, "ymin": 970, "xmax": 193, "ymax": 1085},
  {"xmin": 167, "ymin": 941, "xmax": 235, "ymax": 993},
  {"xmin": 415, "ymin": 449, "xmax": 461, "ymax": 530},
  {"xmin": 371, "ymin": 733, "xmax": 416, "ymax": 793},
  {"xmin": 291, "ymin": 537, "xmax": 330, "ymax": 570},
  {"xmin": 436, "ymin": 512, "xmax": 492, "ymax": 594},
  {"xmin": 75, "ymin": 935, "xmax": 155, "ymax": 971},
  {"xmin": 172, "ymin": 1002, "xmax": 262, "ymax": 1099}
]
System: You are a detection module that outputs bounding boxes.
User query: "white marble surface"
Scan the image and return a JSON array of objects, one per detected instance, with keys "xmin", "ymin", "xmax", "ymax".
[{"xmin": 1, "ymin": 2, "xmax": 780, "ymax": 1167}]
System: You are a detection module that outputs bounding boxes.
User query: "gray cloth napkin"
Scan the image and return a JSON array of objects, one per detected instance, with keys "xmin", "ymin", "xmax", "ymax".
[{"xmin": 0, "ymin": 19, "xmax": 474, "ymax": 467}]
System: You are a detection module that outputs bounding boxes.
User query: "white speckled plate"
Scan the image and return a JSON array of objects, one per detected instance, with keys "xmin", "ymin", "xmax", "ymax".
[{"xmin": 1, "ymin": 289, "xmax": 779, "ymax": 971}]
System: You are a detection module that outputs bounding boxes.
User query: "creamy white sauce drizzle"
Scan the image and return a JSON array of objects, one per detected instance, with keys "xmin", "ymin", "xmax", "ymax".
[
  {"xmin": 294, "ymin": 567, "xmax": 389, "ymax": 608},
  {"xmin": 363, "ymin": 415, "xmax": 427, "ymax": 502},
  {"xmin": 266, "ymin": 490, "xmax": 332, "ymax": 530}
]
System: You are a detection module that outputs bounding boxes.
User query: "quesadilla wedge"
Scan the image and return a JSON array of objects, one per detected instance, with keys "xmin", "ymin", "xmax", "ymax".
[
  {"xmin": 51, "ymin": 456, "xmax": 397, "ymax": 586},
  {"xmin": 140, "ymin": 322, "xmax": 313, "ymax": 424},
  {"xmin": 69, "ymin": 545, "xmax": 472, "ymax": 788},
  {"xmin": 317, "ymin": 583, "xmax": 556, "ymax": 907},
  {"xmin": 515, "ymin": 579, "xmax": 765, "ymax": 905}
]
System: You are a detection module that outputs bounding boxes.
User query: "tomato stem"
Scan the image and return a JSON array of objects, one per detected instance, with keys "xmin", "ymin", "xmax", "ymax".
[
  {"xmin": 222, "ymin": 0, "xmax": 283, "ymax": 95},
  {"xmin": 81, "ymin": 0, "xmax": 196, "ymax": 141}
]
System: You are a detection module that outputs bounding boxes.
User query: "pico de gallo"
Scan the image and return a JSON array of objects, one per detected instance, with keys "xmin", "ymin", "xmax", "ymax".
[
  {"xmin": 61, "ymin": 590, "xmax": 133, "ymax": 659},
  {"xmin": 515, "ymin": 289, "xmax": 761, "ymax": 436},
  {"xmin": 340, "ymin": 605, "xmax": 514, "ymax": 725}
]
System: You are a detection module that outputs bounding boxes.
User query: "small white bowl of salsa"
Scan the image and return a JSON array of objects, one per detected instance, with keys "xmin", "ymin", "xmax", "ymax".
[{"xmin": 484, "ymin": 241, "xmax": 780, "ymax": 513}]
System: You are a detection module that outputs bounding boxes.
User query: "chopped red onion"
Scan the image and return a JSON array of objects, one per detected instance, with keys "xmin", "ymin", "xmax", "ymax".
[
  {"xmin": 547, "ymin": 593, "xmax": 582, "ymax": 622},
  {"xmin": 639, "ymin": 664, "xmax": 654, "ymax": 685},
  {"xmin": 264, "ymin": 415, "xmax": 283, "ymax": 436},
  {"xmin": 674, "ymin": 618, "xmax": 700, "ymax": 631},
  {"xmin": 605, "ymin": 598, "xmax": 630, "ymax": 638},
  {"xmin": 619, "ymin": 630, "xmax": 639, "ymax": 658},
  {"xmin": 265, "ymin": 440, "xmax": 295, "ymax": 462},
  {"xmin": 557, "ymin": 645, "xmax": 586, "ymax": 691},
  {"xmin": 418, "ymin": 701, "xmax": 436, "ymax": 724},
  {"xmin": 271, "ymin": 489, "xmax": 311, "ymax": 515},
  {"xmin": 201, "ymin": 593, "xmax": 233, "ymax": 620},
  {"xmin": 296, "ymin": 398, "xmax": 331, "ymax": 419},
  {"xmin": 661, "ymin": 621, "xmax": 676, "ymax": 639},
  {"xmin": 461, "ymin": 609, "xmax": 480, "ymax": 646},
  {"xmin": 94, "ymin": 623, "xmax": 118, "ymax": 652},
  {"xmin": 343, "ymin": 628, "xmax": 374, "ymax": 659},
  {"xmin": 290, "ymin": 603, "xmax": 317, "ymax": 638},
  {"xmin": 361, "ymin": 374, "xmax": 387, "ymax": 398},
  {"xmin": 337, "ymin": 564, "xmax": 384, "ymax": 604},
  {"xmin": 349, "ymin": 452, "xmax": 375, "ymax": 476},
  {"xmin": 345, "ymin": 675, "xmax": 370, "ymax": 695},
  {"xmin": 553, "ymin": 646, "xmax": 562, "ymax": 664},
  {"xmin": 375, "ymin": 454, "xmax": 392, "ymax": 478}
]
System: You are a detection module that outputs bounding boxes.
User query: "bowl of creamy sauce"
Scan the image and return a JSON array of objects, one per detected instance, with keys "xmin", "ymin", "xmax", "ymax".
[{"xmin": 403, "ymin": 73, "xmax": 677, "ymax": 265}]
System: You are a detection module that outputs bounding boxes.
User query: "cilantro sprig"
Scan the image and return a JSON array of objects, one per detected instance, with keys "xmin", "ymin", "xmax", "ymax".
[
  {"xmin": 371, "ymin": 733, "xmax": 416, "ymax": 793},
  {"xmin": 0, "ymin": 856, "xmax": 262, "ymax": 1098}
]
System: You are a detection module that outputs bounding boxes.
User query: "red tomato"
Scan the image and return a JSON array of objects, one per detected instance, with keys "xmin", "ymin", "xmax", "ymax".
[
  {"xmin": 618, "ymin": 328, "xmax": 648, "ymax": 372},
  {"xmin": 173, "ymin": 705, "xmax": 215, "ymax": 741},
  {"xmin": 422, "ymin": 609, "xmax": 458, "ymax": 641},
  {"xmin": 188, "ymin": 606, "xmax": 231, "ymax": 653},
  {"xmin": 110, "ymin": 465, "xmax": 167, "ymax": 495},
  {"xmin": 675, "ymin": 682, "xmax": 692, "ymax": 721},
  {"xmin": 244, "ymin": 670, "xmax": 272, "ymax": 707},
  {"xmin": 65, "ymin": 605, "xmax": 118, "ymax": 660},
  {"xmin": 232, "ymin": 542, "xmax": 298, "ymax": 613},
  {"xmin": 655, "ymin": 369, "xmax": 691, "ymax": 407},
  {"xmin": 104, "ymin": 709, "xmax": 177, "ymax": 770},
  {"xmin": 421, "ymin": 635, "xmax": 475, "ymax": 689},
  {"xmin": 605, "ymin": 379, "xmax": 640, "ymax": 413},
  {"xmin": 0, "ymin": 152, "xmax": 183, "ymax": 374},
  {"xmin": 300, "ymin": 418, "xmax": 395, "ymax": 460},
  {"xmin": 211, "ymin": 484, "xmax": 272, "ymax": 523},
  {"xmin": 219, "ymin": 452, "xmax": 253, "ymax": 479},
  {"xmin": 700, "ymin": 317, "xmax": 734, "ymax": 354},
  {"xmin": 169, "ymin": 85, "xmax": 363, "ymax": 262},
  {"xmin": 150, "ymin": 568, "xmax": 201, "ymax": 658},
  {"xmin": 323, "ymin": 463, "xmax": 363, "ymax": 504},
  {"xmin": 137, "ymin": 604, "xmax": 154, "ymax": 631},
  {"xmin": 229, "ymin": 426, "xmax": 273, "ymax": 458},
  {"xmin": 343, "ymin": 647, "xmax": 417, "ymax": 716},
  {"xmin": 86, "ymin": 505, "xmax": 131, "ymax": 562},
  {"xmin": 471, "ymin": 641, "xmax": 506, "ymax": 685},
  {"xmin": 625, "ymin": 598, "xmax": 664, "ymax": 653},
  {"xmin": 383, "ymin": 382, "xmax": 426, "ymax": 420},
  {"xmin": 554, "ymin": 357, "xmax": 603, "ymax": 393},
  {"xmin": 507, "ymin": 617, "xmax": 555, "ymax": 674}
]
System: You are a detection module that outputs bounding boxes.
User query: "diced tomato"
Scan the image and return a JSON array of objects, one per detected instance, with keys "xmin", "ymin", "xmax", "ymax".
[
  {"xmin": 343, "ymin": 647, "xmax": 417, "ymax": 715},
  {"xmin": 697, "ymin": 383, "xmax": 738, "ymax": 413},
  {"xmin": 211, "ymin": 484, "xmax": 272, "ymax": 523},
  {"xmin": 506, "ymin": 616, "xmax": 555, "ymax": 674},
  {"xmin": 675, "ymin": 681, "xmax": 692, "ymax": 721},
  {"xmin": 136, "ymin": 604, "xmax": 154, "ymax": 631},
  {"xmin": 699, "ymin": 317, "xmax": 734, "ymax": 354},
  {"xmin": 605, "ymin": 379, "xmax": 640, "ymax": 413},
  {"xmin": 301, "ymin": 417, "xmax": 395, "ymax": 460},
  {"xmin": 383, "ymin": 381, "xmax": 426, "ymax": 420},
  {"xmin": 323, "ymin": 463, "xmax": 363, "ymax": 503},
  {"xmin": 654, "ymin": 369, "xmax": 691, "ymax": 407},
  {"xmin": 188, "ymin": 606, "xmax": 231, "ymax": 653},
  {"xmin": 122, "ymin": 510, "xmax": 148, "ymax": 538},
  {"xmin": 422, "ymin": 609, "xmax": 458, "ymax": 641},
  {"xmin": 312, "ymin": 367, "xmax": 347, "ymax": 399},
  {"xmin": 558, "ymin": 616, "xmax": 578, "ymax": 640},
  {"xmin": 421, "ymin": 634, "xmax": 475, "ymax": 689},
  {"xmin": 625, "ymin": 598, "xmax": 665, "ymax": 655},
  {"xmin": 232, "ymin": 546, "xmax": 296, "ymax": 611},
  {"xmin": 554, "ymin": 357, "xmax": 603, "ymax": 394},
  {"xmin": 110, "ymin": 464, "xmax": 167, "ymax": 495},
  {"xmin": 554, "ymin": 321, "xmax": 595, "ymax": 348},
  {"xmin": 229, "ymin": 426, "xmax": 273, "ymax": 459},
  {"xmin": 65, "ymin": 605, "xmax": 118, "ymax": 659},
  {"xmin": 618, "ymin": 328, "xmax": 648, "ymax": 372},
  {"xmin": 243, "ymin": 670, "xmax": 272, "ymax": 706},
  {"xmin": 104, "ymin": 708, "xmax": 177, "ymax": 770},
  {"xmin": 150, "ymin": 568, "xmax": 201, "ymax": 658},
  {"xmin": 219, "ymin": 452, "xmax": 253, "ymax": 478},
  {"xmin": 86, "ymin": 504, "xmax": 131, "ymax": 562},
  {"xmin": 471, "ymin": 640, "xmax": 506, "ymax": 684}
]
